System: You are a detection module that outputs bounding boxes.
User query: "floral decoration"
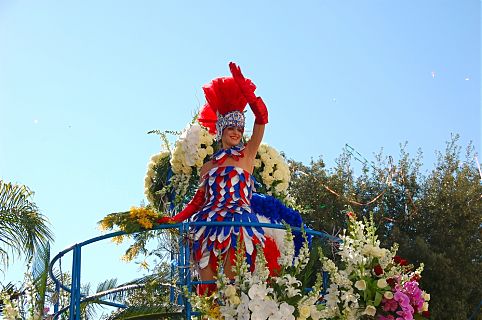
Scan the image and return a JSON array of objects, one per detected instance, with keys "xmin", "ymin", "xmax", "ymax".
[
  {"xmin": 253, "ymin": 143, "xmax": 291, "ymax": 197},
  {"xmin": 98, "ymin": 206, "xmax": 163, "ymax": 235},
  {"xmin": 170, "ymin": 122, "xmax": 215, "ymax": 175},
  {"xmin": 189, "ymin": 212, "xmax": 430, "ymax": 320},
  {"xmin": 189, "ymin": 228, "xmax": 324, "ymax": 320},
  {"xmin": 319, "ymin": 211, "xmax": 430, "ymax": 319},
  {"xmin": 143, "ymin": 150, "xmax": 170, "ymax": 209}
]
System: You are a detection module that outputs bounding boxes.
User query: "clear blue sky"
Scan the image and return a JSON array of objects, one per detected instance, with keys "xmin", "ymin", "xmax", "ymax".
[{"xmin": 1, "ymin": 0, "xmax": 480, "ymax": 292}]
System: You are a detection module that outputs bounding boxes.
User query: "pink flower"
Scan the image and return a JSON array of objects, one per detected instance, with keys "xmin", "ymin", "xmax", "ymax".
[
  {"xmin": 393, "ymin": 290, "xmax": 415, "ymax": 319},
  {"xmin": 378, "ymin": 315, "xmax": 395, "ymax": 320},
  {"xmin": 396, "ymin": 309, "xmax": 414, "ymax": 320},
  {"xmin": 403, "ymin": 281, "xmax": 424, "ymax": 312},
  {"xmin": 394, "ymin": 291, "xmax": 410, "ymax": 308},
  {"xmin": 382, "ymin": 297, "xmax": 398, "ymax": 312}
]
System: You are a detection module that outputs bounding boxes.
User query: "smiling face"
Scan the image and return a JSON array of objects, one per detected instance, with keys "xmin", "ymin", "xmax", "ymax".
[{"xmin": 221, "ymin": 126, "xmax": 243, "ymax": 149}]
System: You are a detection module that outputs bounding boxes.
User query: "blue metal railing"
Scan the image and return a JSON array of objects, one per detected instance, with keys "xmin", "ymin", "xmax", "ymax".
[{"xmin": 49, "ymin": 221, "xmax": 338, "ymax": 320}]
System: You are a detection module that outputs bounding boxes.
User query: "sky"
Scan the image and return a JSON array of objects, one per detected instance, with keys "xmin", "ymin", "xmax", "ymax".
[{"xmin": 0, "ymin": 0, "xmax": 480, "ymax": 302}]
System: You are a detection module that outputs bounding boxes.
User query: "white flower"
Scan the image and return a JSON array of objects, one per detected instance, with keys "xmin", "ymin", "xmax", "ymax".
[
  {"xmin": 384, "ymin": 291, "xmax": 394, "ymax": 299},
  {"xmin": 236, "ymin": 293, "xmax": 251, "ymax": 320},
  {"xmin": 249, "ymin": 298, "xmax": 277, "ymax": 319},
  {"xmin": 325, "ymin": 284, "xmax": 340, "ymax": 309},
  {"xmin": 254, "ymin": 158, "xmax": 262, "ymax": 168},
  {"xmin": 377, "ymin": 278, "xmax": 388, "ymax": 288},
  {"xmin": 220, "ymin": 305, "xmax": 237, "ymax": 319},
  {"xmin": 229, "ymin": 295, "xmax": 241, "ymax": 305},
  {"xmin": 286, "ymin": 285, "xmax": 301, "ymax": 298},
  {"xmin": 225, "ymin": 285, "xmax": 237, "ymax": 297},
  {"xmin": 340, "ymin": 288, "xmax": 358, "ymax": 309},
  {"xmin": 278, "ymin": 232, "xmax": 295, "ymax": 267},
  {"xmin": 205, "ymin": 145, "xmax": 214, "ymax": 155},
  {"xmin": 309, "ymin": 305, "xmax": 323, "ymax": 320},
  {"xmin": 269, "ymin": 302, "xmax": 295, "ymax": 320},
  {"xmin": 256, "ymin": 143, "xmax": 291, "ymax": 193},
  {"xmin": 248, "ymin": 283, "xmax": 270, "ymax": 300},
  {"xmin": 422, "ymin": 301, "xmax": 429, "ymax": 311},
  {"xmin": 423, "ymin": 292, "xmax": 431, "ymax": 301},
  {"xmin": 363, "ymin": 305, "xmax": 377, "ymax": 316},
  {"xmin": 298, "ymin": 305, "xmax": 311, "ymax": 319},
  {"xmin": 354, "ymin": 279, "xmax": 366, "ymax": 290}
]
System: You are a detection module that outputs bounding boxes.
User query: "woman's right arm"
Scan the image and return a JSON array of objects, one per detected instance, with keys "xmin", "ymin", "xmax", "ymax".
[
  {"xmin": 158, "ymin": 187, "xmax": 206, "ymax": 223},
  {"xmin": 158, "ymin": 163, "xmax": 211, "ymax": 224}
]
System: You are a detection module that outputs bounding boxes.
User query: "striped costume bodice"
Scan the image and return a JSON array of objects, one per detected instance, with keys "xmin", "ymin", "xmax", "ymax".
[{"xmin": 191, "ymin": 166, "xmax": 266, "ymax": 269}]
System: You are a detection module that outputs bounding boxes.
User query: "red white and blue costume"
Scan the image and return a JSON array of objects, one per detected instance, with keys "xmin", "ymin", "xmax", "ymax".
[
  {"xmin": 191, "ymin": 147, "xmax": 284, "ymax": 272},
  {"xmin": 160, "ymin": 63, "xmax": 305, "ymax": 276}
]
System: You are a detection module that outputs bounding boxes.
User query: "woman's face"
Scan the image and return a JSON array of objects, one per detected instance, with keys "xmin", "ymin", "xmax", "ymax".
[{"xmin": 221, "ymin": 126, "xmax": 243, "ymax": 148}]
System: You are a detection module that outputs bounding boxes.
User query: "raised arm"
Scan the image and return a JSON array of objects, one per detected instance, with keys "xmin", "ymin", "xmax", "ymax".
[{"xmin": 229, "ymin": 62, "xmax": 268, "ymax": 157}]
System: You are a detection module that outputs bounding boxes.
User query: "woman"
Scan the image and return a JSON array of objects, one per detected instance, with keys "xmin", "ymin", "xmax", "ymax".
[{"xmin": 161, "ymin": 62, "xmax": 298, "ymax": 293}]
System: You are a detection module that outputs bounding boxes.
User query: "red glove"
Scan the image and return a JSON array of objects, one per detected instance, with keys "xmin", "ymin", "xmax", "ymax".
[
  {"xmin": 157, "ymin": 188, "xmax": 206, "ymax": 223},
  {"xmin": 229, "ymin": 62, "xmax": 268, "ymax": 125}
]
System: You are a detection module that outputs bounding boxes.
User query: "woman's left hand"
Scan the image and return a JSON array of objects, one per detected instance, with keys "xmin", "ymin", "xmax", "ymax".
[
  {"xmin": 229, "ymin": 62, "xmax": 268, "ymax": 125},
  {"xmin": 229, "ymin": 62, "xmax": 257, "ymax": 104}
]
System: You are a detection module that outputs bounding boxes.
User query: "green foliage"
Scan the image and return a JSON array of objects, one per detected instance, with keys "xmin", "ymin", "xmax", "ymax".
[
  {"xmin": 0, "ymin": 181, "xmax": 53, "ymax": 271},
  {"xmin": 288, "ymin": 135, "xmax": 481, "ymax": 319}
]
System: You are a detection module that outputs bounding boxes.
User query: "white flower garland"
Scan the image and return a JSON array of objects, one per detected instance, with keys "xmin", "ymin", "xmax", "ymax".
[
  {"xmin": 170, "ymin": 122, "xmax": 214, "ymax": 175},
  {"xmin": 255, "ymin": 143, "xmax": 291, "ymax": 196},
  {"xmin": 144, "ymin": 150, "xmax": 170, "ymax": 205},
  {"xmin": 144, "ymin": 122, "xmax": 215, "ymax": 208}
]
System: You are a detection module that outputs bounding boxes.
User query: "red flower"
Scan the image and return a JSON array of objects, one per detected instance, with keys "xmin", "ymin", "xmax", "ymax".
[
  {"xmin": 346, "ymin": 211, "xmax": 356, "ymax": 218},
  {"xmin": 386, "ymin": 277, "xmax": 396, "ymax": 287},
  {"xmin": 374, "ymin": 264, "xmax": 384, "ymax": 276},
  {"xmin": 411, "ymin": 274, "xmax": 421, "ymax": 282},
  {"xmin": 393, "ymin": 255, "xmax": 408, "ymax": 266},
  {"xmin": 422, "ymin": 310, "xmax": 430, "ymax": 318}
]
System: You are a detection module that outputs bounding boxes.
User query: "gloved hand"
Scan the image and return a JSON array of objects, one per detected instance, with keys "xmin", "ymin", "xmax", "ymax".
[
  {"xmin": 157, "ymin": 188, "xmax": 206, "ymax": 223},
  {"xmin": 229, "ymin": 62, "xmax": 268, "ymax": 125}
]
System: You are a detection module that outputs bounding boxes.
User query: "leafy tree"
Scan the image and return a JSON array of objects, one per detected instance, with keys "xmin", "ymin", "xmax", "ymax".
[
  {"xmin": 289, "ymin": 136, "xmax": 481, "ymax": 319},
  {"xmin": 395, "ymin": 137, "xmax": 482, "ymax": 319}
]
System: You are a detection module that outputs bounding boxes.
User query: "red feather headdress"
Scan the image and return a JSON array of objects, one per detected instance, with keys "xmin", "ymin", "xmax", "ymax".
[{"xmin": 198, "ymin": 76, "xmax": 255, "ymax": 138}]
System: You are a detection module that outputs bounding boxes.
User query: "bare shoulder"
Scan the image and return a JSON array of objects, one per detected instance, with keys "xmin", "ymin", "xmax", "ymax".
[{"xmin": 200, "ymin": 160, "xmax": 214, "ymax": 178}]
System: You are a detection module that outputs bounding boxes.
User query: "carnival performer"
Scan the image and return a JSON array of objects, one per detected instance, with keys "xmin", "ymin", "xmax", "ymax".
[{"xmin": 160, "ymin": 62, "xmax": 304, "ymax": 293}]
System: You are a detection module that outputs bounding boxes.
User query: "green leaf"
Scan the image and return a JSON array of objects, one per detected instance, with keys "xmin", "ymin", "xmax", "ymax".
[{"xmin": 374, "ymin": 291, "xmax": 383, "ymax": 306}]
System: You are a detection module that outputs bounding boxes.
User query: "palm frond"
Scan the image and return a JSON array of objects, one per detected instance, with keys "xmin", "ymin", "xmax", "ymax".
[
  {"xmin": 84, "ymin": 274, "xmax": 177, "ymax": 303},
  {"xmin": 107, "ymin": 305, "xmax": 184, "ymax": 320},
  {"xmin": 87, "ymin": 283, "xmax": 147, "ymax": 303},
  {"xmin": 0, "ymin": 180, "xmax": 54, "ymax": 271},
  {"xmin": 32, "ymin": 242, "xmax": 51, "ymax": 315},
  {"xmin": 96, "ymin": 278, "xmax": 118, "ymax": 294}
]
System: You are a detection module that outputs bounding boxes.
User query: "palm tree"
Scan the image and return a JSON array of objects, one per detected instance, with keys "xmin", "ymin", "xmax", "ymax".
[{"xmin": 0, "ymin": 180, "xmax": 53, "ymax": 271}]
